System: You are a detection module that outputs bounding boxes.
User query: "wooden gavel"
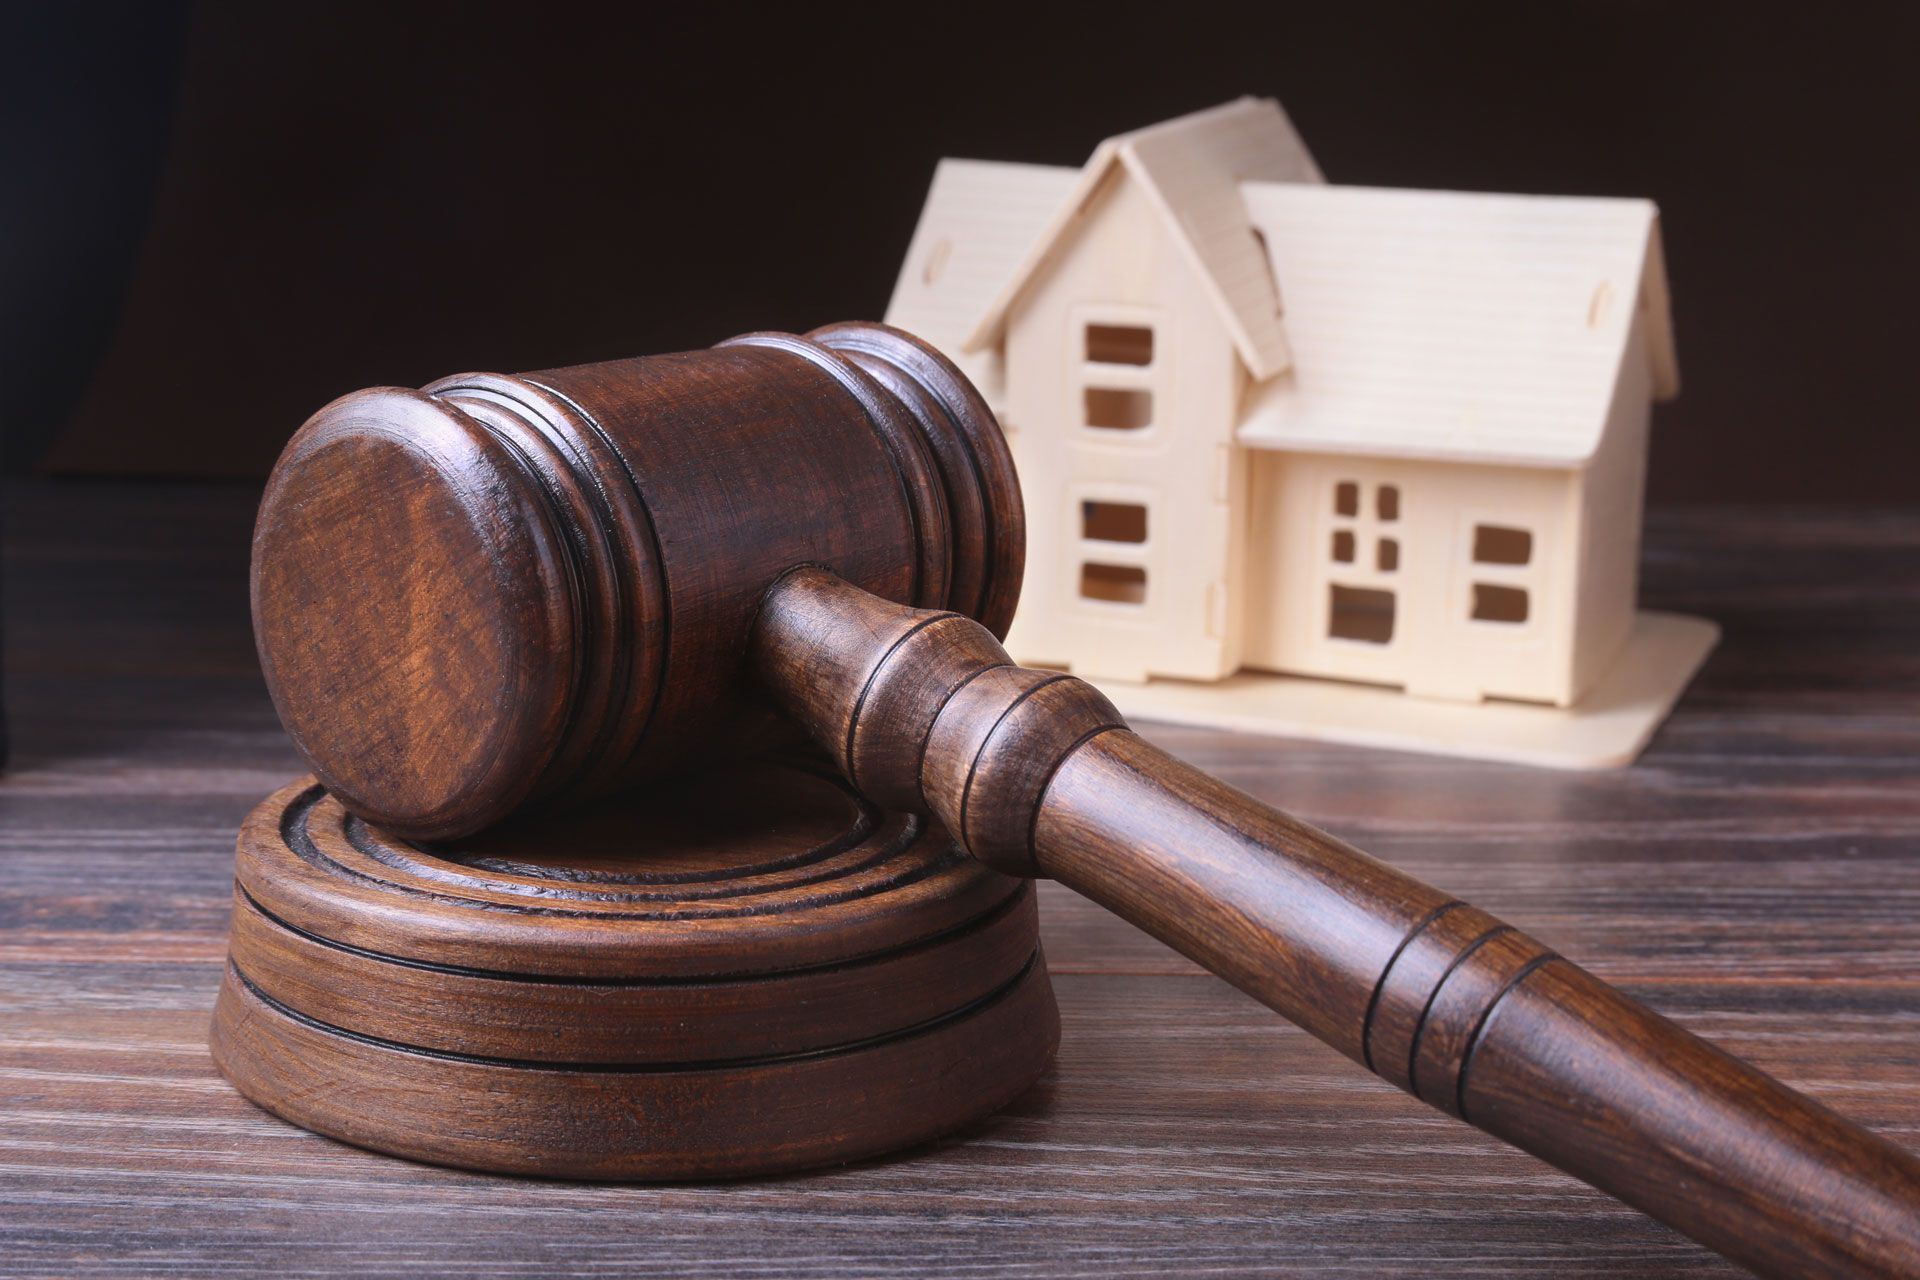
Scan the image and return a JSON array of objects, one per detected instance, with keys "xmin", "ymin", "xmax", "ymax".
[{"xmin": 252, "ymin": 323, "xmax": 1919, "ymax": 1280}]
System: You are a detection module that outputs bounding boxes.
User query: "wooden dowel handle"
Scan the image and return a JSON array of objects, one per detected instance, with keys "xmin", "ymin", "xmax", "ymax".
[
  {"xmin": 1041, "ymin": 731, "xmax": 1920, "ymax": 1280},
  {"xmin": 751, "ymin": 568, "xmax": 1920, "ymax": 1280}
]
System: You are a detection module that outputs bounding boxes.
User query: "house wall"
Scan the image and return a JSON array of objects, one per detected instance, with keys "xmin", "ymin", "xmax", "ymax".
[
  {"xmin": 1567, "ymin": 306, "xmax": 1655, "ymax": 698},
  {"xmin": 1242, "ymin": 451, "xmax": 1582, "ymax": 704},
  {"xmin": 998, "ymin": 170, "xmax": 1248, "ymax": 683}
]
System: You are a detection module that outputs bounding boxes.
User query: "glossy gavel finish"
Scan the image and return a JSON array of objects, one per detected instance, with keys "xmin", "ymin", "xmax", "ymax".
[
  {"xmin": 251, "ymin": 323, "xmax": 1020, "ymax": 838},
  {"xmin": 753, "ymin": 566, "xmax": 1920, "ymax": 1280}
]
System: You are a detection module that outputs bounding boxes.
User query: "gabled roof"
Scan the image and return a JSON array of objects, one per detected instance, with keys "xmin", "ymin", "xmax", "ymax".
[
  {"xmin": 884, "ymin": 158, "xmax": 1080, "ymax": 397},
  {"xmin": 883, "ymin": 101, "xmax": 1681, "ymax": 470},
  {"xmin": 960, "ymin": 97, "xmax": 1323, "ymax": 380},
  {"xmin": 1234, "ymin": 183, "xmax": 1678, "ymax": 467}
]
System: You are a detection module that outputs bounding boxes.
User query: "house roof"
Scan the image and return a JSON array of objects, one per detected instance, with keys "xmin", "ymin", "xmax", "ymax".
[
  {"xmin": 959, "ymin": 97, "xmax": 1323, "ymax": 380},
  {"xmin": 883, "ymin": 158, "xmax": 1080, "ymax": 398},
  {"xmin": 883, "ymin": 100, "xmax": 1680, "ymax": 469},
  {"xmin": 1235, "ymin": 183, "xmax": 1678, "ymax": 466}
]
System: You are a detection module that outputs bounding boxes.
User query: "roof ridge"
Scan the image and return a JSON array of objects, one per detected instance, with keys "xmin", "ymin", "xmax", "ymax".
[
  {"xmin": 962, "ymin": 98, "xmax": 1321, "ymax": 375},
  {"xmin": 1109, "ymin": 95, "xmax": 1276, "ymax": 148}
]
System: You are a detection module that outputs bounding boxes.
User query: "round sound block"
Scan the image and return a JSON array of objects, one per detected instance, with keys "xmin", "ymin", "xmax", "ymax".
[{"xmin": 210, "ymin": 756, "xmax": 1058, "ymax": 1179}]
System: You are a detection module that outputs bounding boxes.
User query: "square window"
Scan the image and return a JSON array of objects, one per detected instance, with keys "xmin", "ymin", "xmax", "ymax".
[
  {"xmin": 1085, "ymin": 324, "xmax": 1154, "ymax": 366},
  {"xmin": 1329, "ymin": 584, "xmax": 1395, "ymax": 644},
  {"xmin": 1085, "ymin": 387, "xmax": 1152, "ymax": 431},
  {"xmin": 1082, "ymin": 500, "xmax": 1147, "ymax": 544},
  {"xmin": 1331, "ymin": 529, "xmax": 1355, "ymax": 563},
  {"xmin": 1377, "ymin": 485, "xmax": 1400, "ymax": 521},
  {"xmin": 1377, "ymin": 538, "xmax": 1399, "ymax": 572},
  {"xmin": 1080, "ymin": 562, "xmax": 1147, "ymax": 605},
  {"xmin": 1334, "ymin": 481, "xmax": 1359, "ymax": 516},
  {"xmin": 1473, "ymin": 524, "xmax": 1533, "ymax": 565},
  {"xmin": 1471, "ymin": 583, "xmax": 1530, "ymax": 624}
]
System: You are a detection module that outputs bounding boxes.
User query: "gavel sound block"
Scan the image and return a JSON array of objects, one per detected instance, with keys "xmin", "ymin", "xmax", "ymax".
[
  {"xmin": 220, "ymin": 324, "xmax": 1920, "ymax": 1279},
  {"xmin": 215, "ymin": 760, "xmax": 1054, "ymax": 1178}
]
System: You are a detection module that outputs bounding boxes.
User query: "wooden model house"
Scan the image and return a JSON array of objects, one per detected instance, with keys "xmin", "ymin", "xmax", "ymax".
[{"xmin": 886, "ymin": 98, "xmax": 1716, "ymax": 767}]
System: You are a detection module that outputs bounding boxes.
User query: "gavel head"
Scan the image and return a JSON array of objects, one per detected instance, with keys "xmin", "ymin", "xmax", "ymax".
[{"xmin": 251, "ymin": 323, "xmax": 1024, "ymax": 840}]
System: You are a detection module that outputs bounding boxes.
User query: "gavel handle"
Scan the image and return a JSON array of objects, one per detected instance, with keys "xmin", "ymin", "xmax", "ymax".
[{"xmin": 752, "ymin": 567, "xmax": 1920, "ymax": 1280}]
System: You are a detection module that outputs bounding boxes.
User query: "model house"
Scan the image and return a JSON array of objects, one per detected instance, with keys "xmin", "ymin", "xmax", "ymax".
[{"xmin": 885, "ymin": 97, "xmax": 1715, "ymax": 767}]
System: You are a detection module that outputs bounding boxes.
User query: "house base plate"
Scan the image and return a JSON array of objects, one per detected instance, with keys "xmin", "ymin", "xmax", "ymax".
[{"xmin": 1096, "ymin": 611, "xmax": 1719, "ymax": 770}]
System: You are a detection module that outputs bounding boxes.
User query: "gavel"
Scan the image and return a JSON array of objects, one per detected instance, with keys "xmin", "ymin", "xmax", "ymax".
[{"xmin": 251, "ymin": 322, "xmax": 1919, "ymax": 1280}]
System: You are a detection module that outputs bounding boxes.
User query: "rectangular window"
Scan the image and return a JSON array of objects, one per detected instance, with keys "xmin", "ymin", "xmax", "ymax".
[
  {"xmin": 1080, "ymin": 562, "xmax": 1147, "ymax": 605},
  {"xmin": 1077, "ymin": 315, "xmax": 1159, "ymax": 444},
  {"xmin": 1084, "ymin": 386, "xmax": 1152, "ymax": 431},
  {"xmin": 1084, "ymin": 323, "xmax": 1154, "ymax": 366},
  {"xmin": 1473, "ymin": 524, "xmax": 1533, "ymax": 566},
  {"xmin": 1328, "ymin": 478, "xmax": 1401, "ymax": 576},
  {"xmin": 1471, "ymin": 582, "xmax": 1530, "ymax": 624},
  {"xmin": 1329, "ymin": 584, "xmax": 1395, "ymax": 644},
  {"xmin": 1081, "ymin": 500, "xmax": 1148, "ymax": 544}
]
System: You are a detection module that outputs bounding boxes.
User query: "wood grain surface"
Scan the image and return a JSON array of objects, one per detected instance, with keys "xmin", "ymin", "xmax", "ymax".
[
  {"xmin": 209, "ymin": 767, "xmax": 1057, "ymax": 1181},
  {"xmin": 250, "ymin": 324, "xmax": 1020, "ymax": 840},
  {"xmin": 4, "ymin": 481, "xmax": 1919, "ymax": 1278}
]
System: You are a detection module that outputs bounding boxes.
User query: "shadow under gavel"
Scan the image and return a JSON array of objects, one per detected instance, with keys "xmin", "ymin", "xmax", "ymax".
[{"xmin": 249, "ymin": 322, "xmax": 1919, "ymax": 1280}]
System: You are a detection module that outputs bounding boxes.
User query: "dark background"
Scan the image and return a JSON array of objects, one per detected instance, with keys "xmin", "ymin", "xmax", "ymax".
[{"xmin": 6, "ymin": 0, "xmax": 1917, "ymax": 502}]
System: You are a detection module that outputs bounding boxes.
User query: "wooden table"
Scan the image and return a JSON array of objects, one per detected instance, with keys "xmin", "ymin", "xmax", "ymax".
[{"xmin": 4, "ymin": 481, "xmax": 1917, "ymax": 1278}]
